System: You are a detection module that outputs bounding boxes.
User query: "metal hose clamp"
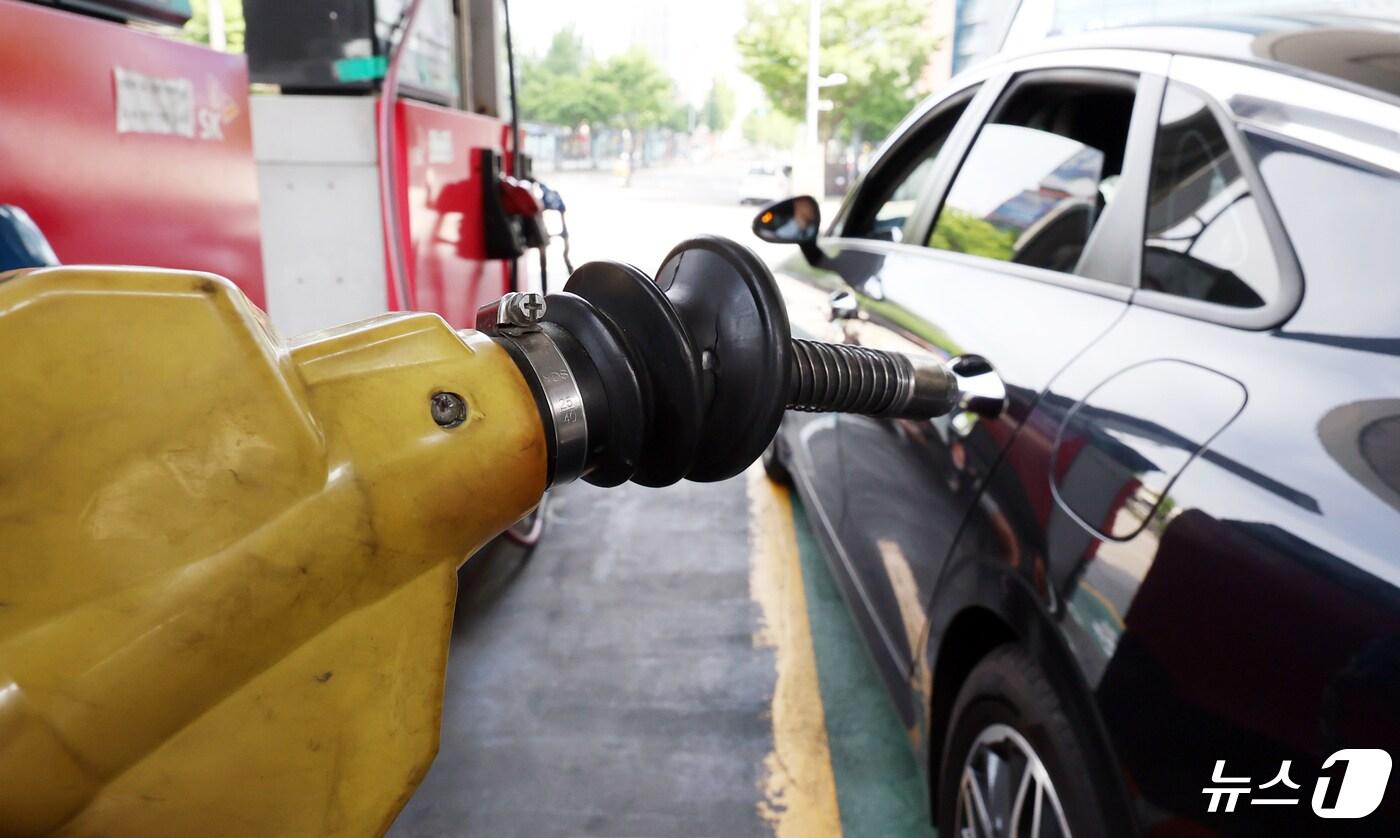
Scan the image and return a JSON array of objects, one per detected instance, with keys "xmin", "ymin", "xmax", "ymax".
[
  {"xmin": 475, "ymin": 293, "xmax": 590, "ymax": 486},
  {"xmin": 494, "ymin": 328, "xmax": 589, "ymax": 485}
]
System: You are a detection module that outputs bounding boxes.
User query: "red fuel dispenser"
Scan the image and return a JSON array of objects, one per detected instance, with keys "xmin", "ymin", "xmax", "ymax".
[
  {"xmin": 0, "ymin": 0, "xmax": 267, "ymax": 306},
  {"xmin": 0, "ymin": 0, "xmax": 544, "ymax": 336}
]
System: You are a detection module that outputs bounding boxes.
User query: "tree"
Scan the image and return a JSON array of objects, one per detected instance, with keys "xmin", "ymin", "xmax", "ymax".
[
  {"xmin": 743, "ymin": 108, "xmax": 799, "ymax": 150},
  {"xmin": 589, "ymin": 48, "xmax": 678, "ymax": 184},
  {"xmin": 519, "ymin": 34, "xmax": 676, "ymax": 140},
  {"xmin": 520, "ymin": 28, "xmax": 607, "ymax": 129},
  {"xmin": 736, "ymin": 0, "xmax": 936, "ymax": 143},
  {"xmin": 590, "ymin": 48, "xmax": 675, "ymax": 135},
  {"xmin": 184, "ymin": 0, "xmax": 246, "ymax": 53},
  {"xmin": 539, "ymin": 26, "xmax": 586, "ymax": 77},
  {"xmin": 518, "ymin": 32, "xmax": 681, "ymax": 183},
  {"xmin": 703, "ymin": 79, "xmax": 736, "ymax": 134},
  {"xmin": 521, "ymin": 63, "xmax": 612, "ymax": 130},
  {"xmin": 666, "ymin": 101, "xmax": 698, "ymax": 134}
]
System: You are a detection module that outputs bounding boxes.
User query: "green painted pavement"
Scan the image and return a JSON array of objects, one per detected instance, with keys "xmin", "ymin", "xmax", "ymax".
[{"xmin": 790, "ymin": 496, "xmax": 938, "ymax": 838}]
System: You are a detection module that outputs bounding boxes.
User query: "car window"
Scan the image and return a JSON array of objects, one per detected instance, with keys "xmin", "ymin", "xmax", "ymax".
[
  {"xmin": 927, "ymin": 75, "xmax": 1136, "ymax": 274},
  {"xmin": 1141, "ymin": 83, "xmax": 1280, "ymax": 308},
  {"xmin": 847, "ymin": 91, "xmax": 975, "ymax": 242},
  {"xmin": 1247, "ymin": 131, "xmax": 1400, "ymax": 335},
  {"xmin": 870, "ymin": 156, "xmax": 940, "ymax": 241}
]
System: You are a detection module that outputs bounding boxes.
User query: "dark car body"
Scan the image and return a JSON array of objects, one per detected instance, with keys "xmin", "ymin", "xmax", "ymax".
[{"xmin": 767, "ymin": 14, "xmax": 1400, "ymax": 835}]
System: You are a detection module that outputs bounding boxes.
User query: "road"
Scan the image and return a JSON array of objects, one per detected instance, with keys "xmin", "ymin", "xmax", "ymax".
[
  {"xmin": 391, "ymin": 160, "xmax": 931, "ymax": 837},
  {"xmin": 530, "ymin": 157, "xmax": 810, "ymax": 289}
]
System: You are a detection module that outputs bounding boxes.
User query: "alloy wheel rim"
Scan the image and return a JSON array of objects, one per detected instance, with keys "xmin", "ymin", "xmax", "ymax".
[{"xmin": 955, "ymin": 723, "xmax": 1072, "ymax": 838}]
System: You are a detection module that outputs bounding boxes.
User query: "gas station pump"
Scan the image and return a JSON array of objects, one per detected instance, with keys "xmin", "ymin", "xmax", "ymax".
[
  {"xmin": 245, "ymin": 0, "xmax": 552, "ymax": 336},
  {"xmin": 0, "ymin": 0, "xmax": 267, "ymax": 305},
  {"xmin": 0, "ymin": 0, "xmax": 549, "ymax": 338}
]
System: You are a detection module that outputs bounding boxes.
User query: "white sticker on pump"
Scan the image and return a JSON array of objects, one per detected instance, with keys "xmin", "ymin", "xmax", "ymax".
[
  {"xmin": 113, "ymin": 67, "xmax": 195, "ymax": 137},
  {"xmin": 428, "ymin": 129, "xmax": 455, "ymax": 165}
]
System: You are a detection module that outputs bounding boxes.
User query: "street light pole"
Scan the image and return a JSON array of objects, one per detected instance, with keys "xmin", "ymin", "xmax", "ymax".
[
  {"xmin": 208, "ymin": 0, "xmax": 226, "ymax": 51},
  {"xmin": 805, "ymin": 0, "xmax": 820, "ymax": 147}
]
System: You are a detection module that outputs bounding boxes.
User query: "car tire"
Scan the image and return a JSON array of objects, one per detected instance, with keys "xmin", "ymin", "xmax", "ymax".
[
  {"xmin": 937, "ymin": 646, "xmax": 1111, "ymax": 838},
  {"xmin": 761, "ymin": 437, "xmax": 792, "ymax": 485}
]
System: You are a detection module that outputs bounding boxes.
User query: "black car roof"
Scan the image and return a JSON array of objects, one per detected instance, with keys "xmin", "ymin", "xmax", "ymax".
[{"xmin": 1021, "ymin": 12, "xmax": 1400, "ymax": 104}]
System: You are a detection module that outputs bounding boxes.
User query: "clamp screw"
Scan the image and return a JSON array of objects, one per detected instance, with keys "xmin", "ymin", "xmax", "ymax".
[
  {"xmin": 430, "ymin": 392, "xmax": 468, "ymax": 428},
  {"xmin": 503, "ymin": 292, "xmax": 546, "ymax": 328}
]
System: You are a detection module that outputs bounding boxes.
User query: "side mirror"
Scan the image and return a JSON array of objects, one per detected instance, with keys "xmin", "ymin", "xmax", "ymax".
[{"xmin": 752, "ymin": 195, "xmax": 824, "ymax": 266}]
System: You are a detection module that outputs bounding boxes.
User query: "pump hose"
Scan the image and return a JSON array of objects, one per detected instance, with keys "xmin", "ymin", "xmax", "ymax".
[
  {"xmin": 789, "ymin": 339, "xmax": 904, "ymax": 414},
  {"xmin": 786, "ymin": 338, "xmax": 960, "ymax": 418}
]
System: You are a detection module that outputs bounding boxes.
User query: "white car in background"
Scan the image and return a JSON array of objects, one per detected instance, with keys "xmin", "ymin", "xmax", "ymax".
[{"xmin": 738, "ymin": 163, "xmax": 792, "ymax": 204}]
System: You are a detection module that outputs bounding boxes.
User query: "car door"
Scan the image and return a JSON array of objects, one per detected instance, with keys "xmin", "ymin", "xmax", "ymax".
[{"xmin": 823, "ymin": 53, "xmax": 1169, "ymax": 721}]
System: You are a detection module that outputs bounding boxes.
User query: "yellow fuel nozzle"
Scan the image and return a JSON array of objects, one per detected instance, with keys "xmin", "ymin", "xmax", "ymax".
[{"xmin": 0, "ymin": 266, "xmax": 545, "ymax": 835}]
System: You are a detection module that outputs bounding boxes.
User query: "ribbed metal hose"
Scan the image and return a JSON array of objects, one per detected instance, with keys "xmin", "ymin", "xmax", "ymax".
[{"xmin": 787, "ymin": 338, "xmax": 913, "ymax": 415}]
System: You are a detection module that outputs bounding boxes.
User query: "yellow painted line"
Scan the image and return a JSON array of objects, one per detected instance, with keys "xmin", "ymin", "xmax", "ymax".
[
  {"xmin": 1078, "ymin": 579, "xmax": 1126, "ymax": 629},
  {"xmin": 747, "ymin": 467, "xmax": 843, "ymax": 837}
]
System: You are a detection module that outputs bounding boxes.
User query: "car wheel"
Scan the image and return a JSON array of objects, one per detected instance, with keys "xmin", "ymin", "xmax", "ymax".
[
  {"xmin": 761, "ymin": 437, "xmax": 792, "ymax": 485},
  {"xmin": 938, "ymin": 646, "xmax": 1109, "ymax": 838}
]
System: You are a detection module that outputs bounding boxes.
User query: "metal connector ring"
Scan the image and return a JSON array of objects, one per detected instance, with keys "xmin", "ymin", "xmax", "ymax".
[{"xmin": 496, "ymin": 328, "xmax": 589, "ymax": 486}]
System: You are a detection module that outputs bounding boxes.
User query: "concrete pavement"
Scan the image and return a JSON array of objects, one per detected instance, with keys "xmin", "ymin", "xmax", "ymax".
[
  {"xmin": 392, "ymin": 476, "xmax": 773, "ymax": 836},
  {"xmin": 391, "ymin": 471, "xmax": 932, "ymax": 837}
]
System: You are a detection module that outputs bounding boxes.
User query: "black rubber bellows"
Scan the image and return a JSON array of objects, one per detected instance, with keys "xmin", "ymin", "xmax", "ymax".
[{"xmin": 545, "ymin": 236, "xmax": 793, "ymax": 487}]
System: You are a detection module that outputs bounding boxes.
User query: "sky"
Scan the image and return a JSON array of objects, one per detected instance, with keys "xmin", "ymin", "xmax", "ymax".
[{"xmin": 511, "ymin": 0, "xmax": 759, "ymax": 109}]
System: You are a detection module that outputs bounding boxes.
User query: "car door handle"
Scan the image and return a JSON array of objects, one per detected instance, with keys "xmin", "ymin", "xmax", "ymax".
[{"xmin": 827, "ymin": 289, "xmax": 858, "ymax": 321}]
